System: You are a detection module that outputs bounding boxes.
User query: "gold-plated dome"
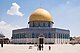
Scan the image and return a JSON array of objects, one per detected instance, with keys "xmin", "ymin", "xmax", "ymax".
[{"xmin": 29, "ymin": 8, "xmax": 53, "ymax": 22}]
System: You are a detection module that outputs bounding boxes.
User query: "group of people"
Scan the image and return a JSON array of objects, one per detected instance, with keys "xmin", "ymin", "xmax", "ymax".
[
  {"xmin": 37, "ymin": 44, "xmax": 43, "ymax": 51},
  {"xmin": 37, "ymin": 44, "xmax": 51, "ymax": 51}
]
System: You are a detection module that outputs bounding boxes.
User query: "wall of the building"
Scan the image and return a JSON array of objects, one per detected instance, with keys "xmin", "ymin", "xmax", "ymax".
[
  {"xmin": 11, "ymin": 38, "xmax": 69, "ymax": 44},
  {"xmin": 54, "ymin": 33, "xmax": 70, "ymax": 44},
  {"xmin": 11, "ymin": 28, "xmax": 70, "ymax": 44},
  {"xmin": 29, "ymin": 21, "xmax": 53, "ymax": 27},
  {"xmin": 55, "ymin": 38, "xmax": 70, "ymax": 44},
  {"xmin": 11, "ymin": 38, "xmax": 55, "ymax": 44}
]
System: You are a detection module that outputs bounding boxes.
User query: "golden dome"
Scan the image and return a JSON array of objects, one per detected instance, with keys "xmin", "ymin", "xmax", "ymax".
[{"xmin": 29, "ymin": 8, "xmax": 53, "ymax": 22}]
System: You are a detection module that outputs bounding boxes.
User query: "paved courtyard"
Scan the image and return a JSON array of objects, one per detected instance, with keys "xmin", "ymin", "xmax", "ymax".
[{"xmin": 0, "ymin": 44, "xmax": 80, "ymax": 53}]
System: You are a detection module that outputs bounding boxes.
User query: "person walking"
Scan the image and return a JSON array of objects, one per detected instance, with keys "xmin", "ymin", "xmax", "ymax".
[
  {"xmin": 49, "ymin": 46, "xmax": 51, "ymax": 50},
  {"xmin": 41, "ymin": 44, "xmax": 43, "ymax": 51},
  {"xmin": 39, "ymin": 44, "xmax": 41, "ymax": 51},
  {"xmin": 1, "ymin": 40, "xmax": 3, "ymax": 47},
  {"xmin": 37, "ymin": 45, "xmax": 39, "ymax": 51}
]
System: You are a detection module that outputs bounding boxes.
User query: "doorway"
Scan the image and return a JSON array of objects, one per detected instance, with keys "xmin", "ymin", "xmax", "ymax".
[{"xmin": 39, "ymin": 38, "xmax": 44, "ymax": 44}]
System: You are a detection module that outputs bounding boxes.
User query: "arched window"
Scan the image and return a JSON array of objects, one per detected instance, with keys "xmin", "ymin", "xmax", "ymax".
[
  {"xmin": 53, "ymin": 33, "xmax": 55, "ymax": 38},
  {"xmin": 48, "ymin": 32, "xmax": 51, "ymax": 38},
  {"xmin": 60, "ymin": 33, "xmax": 62, "ymax": 38},
  {"xmin": 32, "ymin": 33, "xmax": 34, "ymax": 38}
]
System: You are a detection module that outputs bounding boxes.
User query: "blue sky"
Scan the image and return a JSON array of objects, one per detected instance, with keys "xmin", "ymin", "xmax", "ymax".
[{"xmin": 0, "ymin": 0, "xmax": 80, "ymax": 38}]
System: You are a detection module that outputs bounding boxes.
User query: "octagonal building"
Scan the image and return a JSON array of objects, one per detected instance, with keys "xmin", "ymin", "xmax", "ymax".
[{"xmin": 11, "ymin": 8, "xmax": 70, "ymax": 44}]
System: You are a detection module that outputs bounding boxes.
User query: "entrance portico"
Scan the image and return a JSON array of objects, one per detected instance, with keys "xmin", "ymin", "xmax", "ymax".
[{"xmin": 38, "ymin": 37, "xmax": 44, "ymax": 44}]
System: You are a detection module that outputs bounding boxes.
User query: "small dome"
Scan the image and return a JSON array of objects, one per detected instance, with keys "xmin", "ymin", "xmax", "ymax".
[{"xmin": 29, "ymin": 8, "xmax": 53, "ymax": 22}]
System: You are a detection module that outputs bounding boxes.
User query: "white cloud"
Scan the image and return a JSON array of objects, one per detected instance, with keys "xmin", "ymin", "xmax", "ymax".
[
  {"xmin": 7, "ymin": 2, "xmax": 24, "ymax": 16},
  {"xmin": 0, "ymin": 21, "xmax": 24, "ymax": 39}
]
